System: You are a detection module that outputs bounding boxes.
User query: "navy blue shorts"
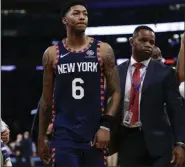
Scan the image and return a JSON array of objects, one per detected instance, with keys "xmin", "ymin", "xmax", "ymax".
[{"xmin": 51, "ymin": 146, "xmax": 107, "ymax": 167}]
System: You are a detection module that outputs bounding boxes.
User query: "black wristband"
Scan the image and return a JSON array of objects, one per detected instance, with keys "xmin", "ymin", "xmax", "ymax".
[{"xmin": 100, "ymin": 115, "xmax": 116, "ymax": 131}]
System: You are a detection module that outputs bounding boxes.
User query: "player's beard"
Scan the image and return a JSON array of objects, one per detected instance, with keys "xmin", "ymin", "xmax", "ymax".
[
  {"xmin": 73, "ymin": 27, "xmax": 86, "ymax": 35},
  {"xmin": 73, "ymin": 23, "xmax": 86, "ymax": 35}
]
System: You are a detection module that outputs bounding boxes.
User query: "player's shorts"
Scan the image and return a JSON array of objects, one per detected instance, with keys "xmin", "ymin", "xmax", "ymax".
[{"xmin": 51, "ymin": 146, "xmax": 107, "ymax": 167}]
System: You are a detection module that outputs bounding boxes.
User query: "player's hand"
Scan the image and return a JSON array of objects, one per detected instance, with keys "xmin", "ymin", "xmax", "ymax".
[
  {"xmin": 38, "ymin": 136, "xmax": 51, "ymax": 164},
  {"xmin": 171, "ymin": 145, "xmax": 185, "ymax": 167},
  {"xmin": 92, "ymin": 128, "xmax": 110, "ymax": 149},
  {"xmin": 1, "ymin": 128, "xmax": 10, "ymax": 143}
]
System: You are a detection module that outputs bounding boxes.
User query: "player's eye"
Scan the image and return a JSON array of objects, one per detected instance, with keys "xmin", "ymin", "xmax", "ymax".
[{"xmin": 73, "ymin": 13, "xmax": 79, "ymax": 16}]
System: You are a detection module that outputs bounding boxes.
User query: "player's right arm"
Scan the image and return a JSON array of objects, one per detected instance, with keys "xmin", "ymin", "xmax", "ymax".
[
  {"xmin": 38, "ymin": 46, "xmax": 55, "ymax": 164},
  {"xmin": 177, "ymin": 33, "xmax": 184, "ymax": 82}
]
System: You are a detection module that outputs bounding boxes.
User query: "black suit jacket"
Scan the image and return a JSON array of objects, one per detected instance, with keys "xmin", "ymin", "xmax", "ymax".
[{"xmin": 109, "ymin": 59, "xmax": 185, "ymax": 156}]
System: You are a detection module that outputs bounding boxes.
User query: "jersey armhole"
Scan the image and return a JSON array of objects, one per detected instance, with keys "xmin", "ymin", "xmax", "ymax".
[
  {"xmin": 51, "ymin": 44, "xmax": 59, "ymax": 128},
  {"xmin": 97, "ymin": 40, "xmax": 105, "ymax": 114},
  {"xmin": 96, "ymin": 41, "xmax": 103, "ymax": 67},
  {"xmin": 53, "ymin": 44, "xmax": 60, "ymax": 74}
]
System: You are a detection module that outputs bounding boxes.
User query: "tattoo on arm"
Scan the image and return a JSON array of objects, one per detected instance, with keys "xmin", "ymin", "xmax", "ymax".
[
  {"xmin": 102, "ymin": 44, "xmax": 121, "ymax": 116},
  {"xmin": 103, "ymin": 46, "xmax": 120, "ymax": 94},
  {"xmin": 39, "ymin": 102, "xmax": 52, "ymax": 136},
  {"xmin": 38, "ymin": 48, "xmax": 54, "ymax": 137}
]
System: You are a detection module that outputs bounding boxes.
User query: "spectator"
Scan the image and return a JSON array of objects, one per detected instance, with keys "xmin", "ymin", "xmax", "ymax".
[
  {"xmin": 13, "ymin": 133, "xmax": 23, "ymax": 167},
  {"xmin": 21, "ymin": 131, "xmax": 33, "ymax": 167},
  {"xmin": 1, "ymin": 119, "xmax": 12, "ymax": 166},
  {"xmin": 151, "ymin": 46, "xmax": 162, "ymax": 62}
]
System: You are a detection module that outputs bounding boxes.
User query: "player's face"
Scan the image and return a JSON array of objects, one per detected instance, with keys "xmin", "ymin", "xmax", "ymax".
[
  {"xmin": 64, "ymin": 5, "xmax": 88, "ymax": 33},
  {"xmin": 132, "ymin": 29, "xmax": 155, "ymax": 61}
]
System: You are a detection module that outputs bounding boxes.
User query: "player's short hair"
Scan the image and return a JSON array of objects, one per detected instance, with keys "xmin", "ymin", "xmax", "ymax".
[
  {"xmin": 61, "ymin": 1, "xmax": 87, "ymax": 17},
  {"xmin": 133, "ymin": 25, "xmax": 155, "ymax": 36}
]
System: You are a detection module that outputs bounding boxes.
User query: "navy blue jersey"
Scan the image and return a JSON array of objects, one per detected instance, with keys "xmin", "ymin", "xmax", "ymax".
[{"xmin": 51, "ymin": 38, "xmax": 105, "ymax": 149}]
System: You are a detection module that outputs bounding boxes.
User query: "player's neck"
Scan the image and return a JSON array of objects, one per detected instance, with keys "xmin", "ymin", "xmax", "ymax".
[{"xmin": 66, "ymin": 31, "xmax": 87, "ymax": 47}]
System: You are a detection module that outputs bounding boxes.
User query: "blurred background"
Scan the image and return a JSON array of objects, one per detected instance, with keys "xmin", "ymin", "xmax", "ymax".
[{"xmin": 1, "ymin": 0, "xmax": 184, "ymax": 166}]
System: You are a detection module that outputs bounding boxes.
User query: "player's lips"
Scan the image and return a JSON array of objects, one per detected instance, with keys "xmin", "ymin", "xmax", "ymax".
[{"xmin": 77, "ymin": 23, "xmax": 86, "ymax": 25}]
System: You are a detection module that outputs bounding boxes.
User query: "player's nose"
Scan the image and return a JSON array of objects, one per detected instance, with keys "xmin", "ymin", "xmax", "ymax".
[{"xmin": 79, "ymin": 13, "xmax": 85, "ymax": 20}]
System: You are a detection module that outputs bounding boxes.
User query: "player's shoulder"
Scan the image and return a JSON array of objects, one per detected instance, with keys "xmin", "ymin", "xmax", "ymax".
[
  {"xmin": 98, "ymin": 42, "xmax": 114, "ymax": 59},
  {"xmin": 43, "ymin": 45, "xmax": 58, "ymax": 61},
  {"xmin": 44, "ymin": 45, "xmax": 57, "ymax": 55},
  {"xmin": 88, "ymin": 37, "xmax": 112, "ymax": 51},
  {"xmin": 99, "ymin": 41, "xmax": 112, "ymax": 51}
]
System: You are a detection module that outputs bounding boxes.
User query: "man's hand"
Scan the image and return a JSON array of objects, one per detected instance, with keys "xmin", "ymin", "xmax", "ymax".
[
  {"xmin": 1, "ymin": 128, "xmax": 10, "ymax": 143},
  {"xmin": 171, "ymin": 145, "xmax": 185, "ymax": 167},
  {"xmin": 92, "ymin": 128, "xmax": 110, "ymax": 149},
  {"xmin": 38, "ymin": 136, "xmax": 51, "ymax": 164}
]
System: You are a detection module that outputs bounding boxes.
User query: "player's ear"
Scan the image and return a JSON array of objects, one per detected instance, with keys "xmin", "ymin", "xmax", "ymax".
[
  {"xmin": 62, "ymin": 17, "xmax": 67, "ymax": 25},
  {"xmin": 129, "ymin": 37, "xmax": 134, "ymax": 46}
]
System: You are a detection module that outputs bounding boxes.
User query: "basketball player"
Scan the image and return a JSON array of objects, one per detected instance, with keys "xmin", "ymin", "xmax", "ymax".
[
  {"xmin": 177, "ymin": 33, "xmax": 184, "ymax": 98},
  {"xmin": 38, "ymin": 1, "xmax": 120, "ymax": 167},
  {"xmin": 177, "ymin": 33, "xmax": 184, "ymax": 82}
]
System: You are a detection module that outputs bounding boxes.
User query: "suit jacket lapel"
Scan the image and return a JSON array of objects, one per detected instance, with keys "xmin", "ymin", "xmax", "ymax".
[
  {"xmin": 120, "ymin": 60, "xmax": 130, "ymax": 99},
  {"xmin": 141, "ymin": 60, "xmax": 155, "ymax": 94},
  {"xmin": 118, "ymin": 60, "xmax": 130, "ymax": 116}
]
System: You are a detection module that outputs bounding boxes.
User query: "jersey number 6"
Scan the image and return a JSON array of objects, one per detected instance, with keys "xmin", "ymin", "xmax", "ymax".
[{"xmin": 72, "ymin": 78, "xmax": 84, "ymax": 99}]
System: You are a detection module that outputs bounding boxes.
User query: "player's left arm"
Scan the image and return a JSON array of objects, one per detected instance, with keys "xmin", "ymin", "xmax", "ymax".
[
  {"xmin": 177, "ymin": 33, "xmax": 184, "ymax": 82},
  {"xmin": 100, "ymin": 42, "xmax": 121, "ymax": 130},
  {"xmin": 92, "ymin": 43, "xmax": 120, "ymax": 149},
  {"xmin": 101, "ymin": 42, "xmax": 121, "ymax": 115}
]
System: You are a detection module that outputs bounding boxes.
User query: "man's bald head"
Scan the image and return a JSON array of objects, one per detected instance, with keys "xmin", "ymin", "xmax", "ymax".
[{"xmin": 152, "ymin": 46, "xmax": 162, "ymax": 61}]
